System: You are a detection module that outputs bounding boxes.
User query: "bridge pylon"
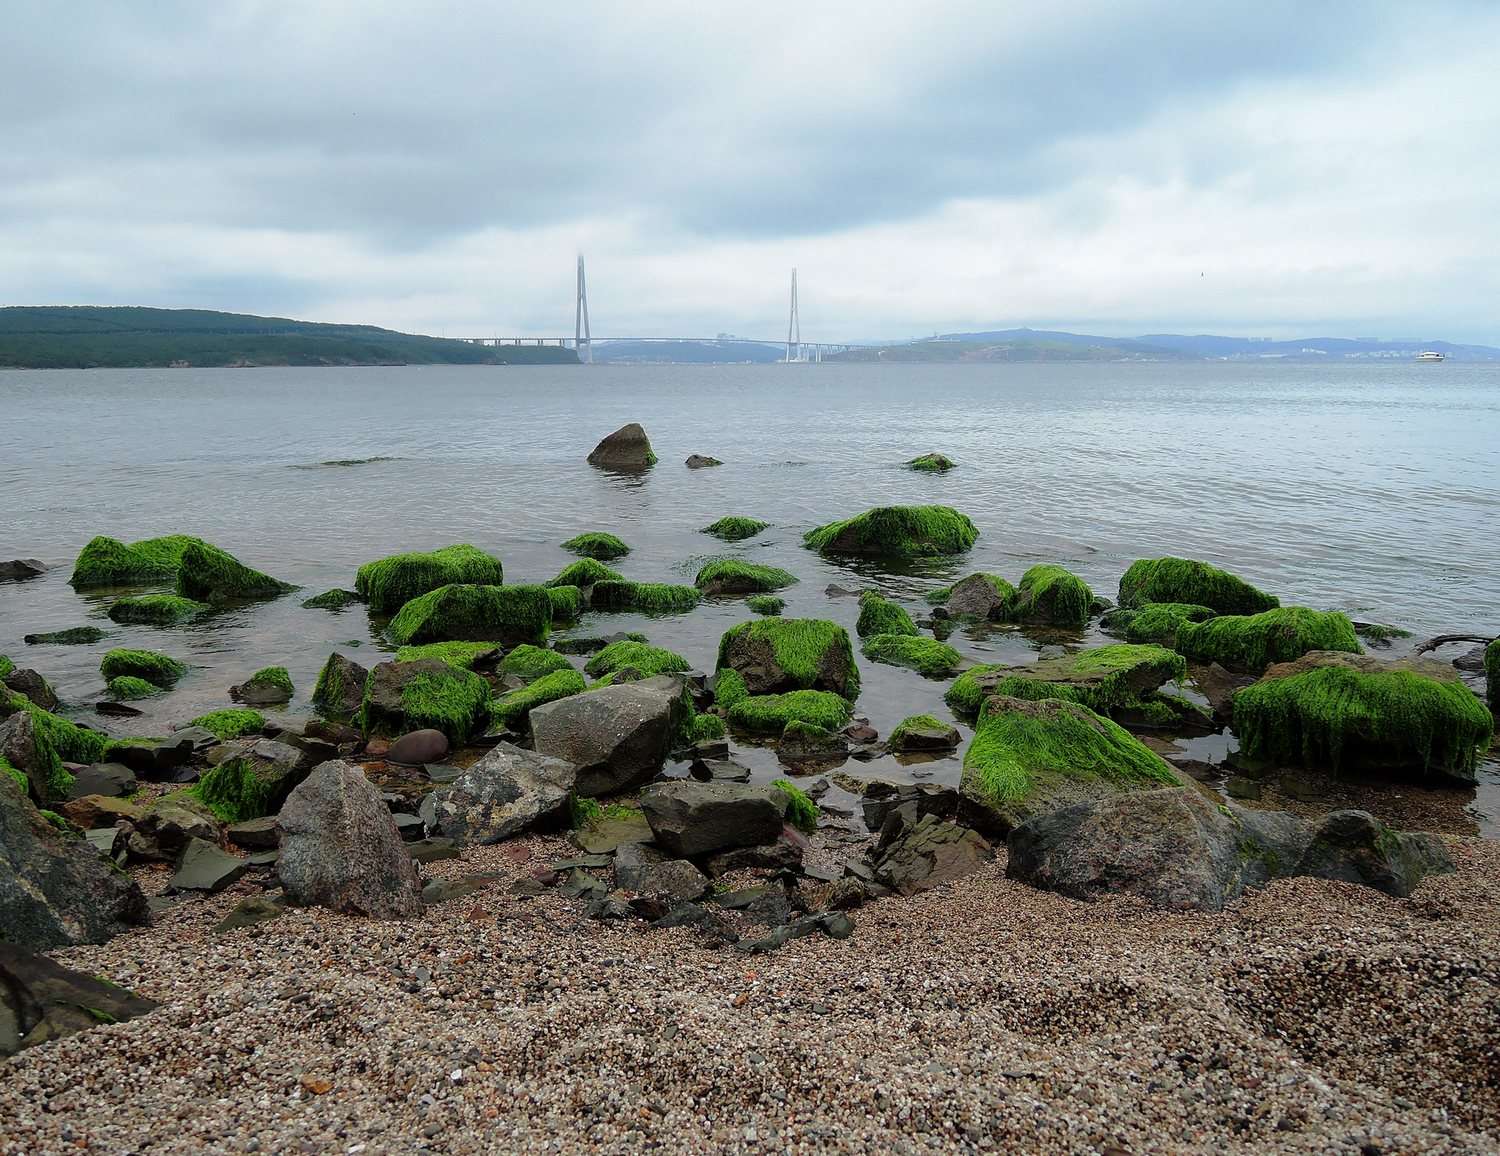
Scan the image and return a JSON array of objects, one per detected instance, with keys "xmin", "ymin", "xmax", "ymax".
[
  {"xmin": 575, "ymin": 254, "xmax": 593, "ymax": 364},
  {"xmin": 785, "ymin": 268, "xmax": 802, "ymax": 363}
]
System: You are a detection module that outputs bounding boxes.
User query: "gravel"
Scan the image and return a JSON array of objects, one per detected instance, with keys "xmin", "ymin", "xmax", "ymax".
[{"xmin": 3, "ymin": 832, "xmax": 1497, "ymax": 1155}]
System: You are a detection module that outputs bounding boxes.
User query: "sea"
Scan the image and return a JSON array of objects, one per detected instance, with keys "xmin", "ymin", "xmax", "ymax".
[{"xmin": 2, "ymin": 360, "xmax": 1497, "ymax": 832}]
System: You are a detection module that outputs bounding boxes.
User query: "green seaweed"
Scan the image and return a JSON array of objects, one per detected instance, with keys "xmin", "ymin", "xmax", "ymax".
[
  {"xmin": 386, "ymin": 583, "xmax": 552, "ymax": 647},
  {"xmin": 561, "ymin": 532, "xmax": 630, "ymax": 561},
  {"xmin": 726, "ymin": 690, "xmax": 854, "ymax": 735},
  {"xmin": 803, "ymin": 504, "xmax": 978, "ymax": 558},
  {"xmin": 745, "ymin": 595, "xmax": 784, "ymax": 616},
  {"xmin": 243, "ymin": 666, "xmax": 294, "ymax": 696},
  {"xmin": 2, "ymin": 695, "xmax": 108, "ymax": 766},
  {"xmin": 589, "ymin": 580, "xmax": 700, "ymax": 615},
  {"xmin": 888, "ymin": 714, "xmax": 955, "ymax": 749},
  {"xmin": 489, "ymin": 667, "xmax": 587, "ymax": 732},
  {"xmin": 22, "ymin": 627, "xmax": 107, "ymax": 646},
  {"xmin": 355, "ymin": 544, "xmax": 505, "ymax": 615},
  {"xmin": 190, "ymin": 756, "xmax": 279, "ymax": 824},
  {"xmin": 69, "ymin": 533, "xmax": 208, "ymax": 588},
  {"xmin": 1354, "ymin": 622, "xmax": 1415, "ymax": 646},
  {"xmin": 772, "ymin": 779, "xmax": 819, "ymax": 833},
  {"xmin": 694, "ymin": 559, "xmax": 798, "ymax": 596},
  {"xmin": 1009, "ymin": 564, "xmax": 1093, "ymax": 629},
  {"xmin": 923, "ymin": 587, "xmax": 952, "ymax": 605},
  {"xmin": 301, "ymin": 589, "xmax": 361, "ymax": 611},
  {"xmin": 395, "ymin": 641, "xmax": 499, "ymax": 670},
  {"xmin": 1117, "ymin": 557, "xmax": 1279, "ymax": 616},
  {"xmin": 545, "ymin": 585, "xmax": 587, "ymax": 623},
  {"xmin": 106, "ymin": 594, "xmax": 209, "ymax": 626},
  {"xmin": 948, "ymin": 645, "xmax": 1187, "ymax": 720},
  {"xmin": 1119, "ymin": 602, "xmax": 1216, "ymax": 644},
  {"xmin": 713, "ymin": 668, "xmax": 750, "ymax": 712},
  {"xmin": 546, "ymin": 558, "xmax": 623, "ymax": 588},
  {"xmin": 312, "ymin": 653, "xmax": 356, "ymax": 715},
  {"xmin": 176, "ymin": 541, "xmax": 296, "ymax": 602},
  {"xmin": 1233, "ymin": 665, "xmax": 1493, "ymax": 775},
  {"xmin": 497, "ymin": 644, "xmax": 573, "ymax": 681},
  {"xmin": 905, "ymin": 453, "xmax": 956, "ymax": 473},
  {"xmin": 584, "ymin": 641, "xmax": 691, "ymax": 679},
  {"xmin": 570, "ymin": 794, "xmax": 604, "ymax": 829},
  {"xmin": 684, "ymin": 713, "xmax": 726, "ymax": 743},
  {"xmin": 0, "ymin": 654, "xmax": 12, "ymax": 678},
  {"xmin": 2, "ymin": 756, "xmax": 27, "ymax": 795},
  {"xmin": 944, "ymin": 663, "xmax": 1011, "ymax": 716},
  {"xmin": 716, "ymin": 618, "xmax": 860, "ymax": 700},
  {"xmin": 702, "ymin": 516, "xmax": 769, "ymax": 542},
  {"xmin": 855, "ymin": 591, "xmax": 918, "ymax": 638},
  {"xmin": 861, "ymin": 634, "xmax": 962, "ymax": 678},
  {"xmin": 185, "ymin": 709, "xmax": 266, "ymax": 741},
  {"xmin": 99, "ymin": 648, "xmax": 187, "ymax": 688},
  {"xmin": 963, "ymin": 698, "xmax": 1179, "ymax": 805},
  {"xmin": 1487, "ymin": 639, "xmax": 1500, "ymax": 711},
  {"xmin": 1175, "ymin": 607, "xmax": 1361, "ymax": 672},
  {"xmin": 360, "ymin": 665, "xmax": 493, "ymax": 744},
  {"xmin": 105, "ymin": 676, "xmax": 160, "ymax": 701}
]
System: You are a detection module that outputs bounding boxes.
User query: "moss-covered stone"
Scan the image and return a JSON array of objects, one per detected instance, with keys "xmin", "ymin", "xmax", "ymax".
[
  {"xmin": 394, "ymin": 641, "xmax": 500, "ymax": 670},
  {"xmin": 240, "ymin": 667, "xmax": 293, "ymax": 699},
  {"xmin": 176, "ymin": 542, "xmax": 296, "ymax": 602},
  {"xmin": 905, "ymin": 453, "xmax": 956, "ymax": 473},
  {"xmin": 69, "ymin": 534, "xmax": 205, "ymax": 588},
  {"xmin": 496, "ymin": 644, "xmax": 573, "ymax": 682},
  {"xmin": 726, "ymin": 690, "xmax": 854, "ymax": 735},
  {"xmin": 489, "ymin": 667, "xmax": 587, "ymax": 732},
  {"xmin": 190, "ymin": 756, "xmax": 281, "ymax": 824},
  {"xmin": 959, "ymin": 695, "xmax": 1181, "ymax": 833},
  {"xmin": 888, "ymin": 714, "xmax": 961, "ymax": 752},
  {"xmin": 20, "ymin": 627, "xmax": 107, "ymax": 646},
  {"xmin": 561, "ymin": 532, "xmax": 630, "ymax": 561},
  {"xmin": 1175, "ymin": 607, "xmax": 1360, "ymax": 673},
  {"xmin": 694, "ymin": 560, "xmax": 797, "ymax": 596},
  {"xmin": 745, "ymin": 595, "xmax": 784, "ymax": 616},
  {"xmin": 358, "ymin": 659, "xmax": 493, "ymax": 744},
  {"xmin": 106, "ymin": 594, "xmax": 209, "ymax": 626},
  {"xmin": 355, "ymin": 544, "xmax": 505, "ymax": 615},
  {"xmin": 1008, "ymin": 564, "xmax": 1093, "ymax": 629},
  {"xmin": 804, "ymin": 504, "xmax": 978, "ymax": 558},
  {"xmin": 99, "ymin": 649, "xmax": 187, "ymax": 689},
  {"xmin": 105, "ymin": 676, "xmax": 160, "ymax": 700},
  {"xmin": 684, "ymin": 713, "xmax": 726, "ymax": 743},
  {"xmin": 584, "ymin": 641, "xmax": 691, "ymax": 679},
  {"xmin": 954, "ymin": 645, "xmax": 1187, "ymax": 721},
  {"xmin": 1487, "ymin": 638, "xmax": 1500, "ymax": 711},
  {"xmin": 717, "ymin": 618, "xmax": 859, "ymax": 700},
  {"xmin": 1, "ymin": 692, "xmax": 108, "ymax": 767},
  {"xmin": 386, "ymin": 583, "xmax": 551, "ymax": 647},
  {"xmin": 0, "ymin": 654, "xmax": 12, "ymax": 678},
  {"xmin": 545, "ymin": 585, "xmax": 587, "ymax": 623},
  {"xmin": 1117, "ymin": 557, "xmax": 1279, "ymax": 616},
  {"xmin": 185, "ymin": 709, "xmax": 266, "ymax": 741},
  {"xmin": 301, "ymin": 588, "xmax": 361, "ymax": 611},
  {"xmin": 589, "ymin": 580, "xmax": 700, "ymax": 615},
  {"xmin": 702, "ymin": 516, "xmax": 769, "ymax": 542},
  {"xmin": 546, "ymin": 558, "xmax": 623, "ymax": 588},
  {"xmin": 1232, "ymin": 652, "xmax": 1493, "ymax": 779},
  {"xmin": 2, "ymin": 755, "xmax": 27, "ymax": 795},
  {"xmin": 773, "ymin": 778, "xmax": 819, "ymax": 833},
  {"xmin": 939, "ymin": 573, "xmax": 1017, "ymax": 621},
  {"xmin": 1101, "ymin": 602, "xmax": 1217, "ymax": 644},
  {"xmin": 312, "ymin": 652, "xmax": 368, "ymax": 718},
  {"xmin": 861, "ymin": 634, "xmax": 963, "ymax": 678},
  {"xmin": 855, "ymin": 591, "xmax": 918, "ymax": 638}
]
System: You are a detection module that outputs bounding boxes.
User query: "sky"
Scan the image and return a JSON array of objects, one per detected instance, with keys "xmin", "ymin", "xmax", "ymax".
[{"xmin": 4, "ymin": 1, "xmax": 1500, "ymax": 345}]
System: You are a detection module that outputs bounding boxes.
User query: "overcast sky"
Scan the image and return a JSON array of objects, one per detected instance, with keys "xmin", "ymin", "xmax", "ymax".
[{"xmin": 4, "ymin": 1, "xmax": 1499, "ymax": 344}]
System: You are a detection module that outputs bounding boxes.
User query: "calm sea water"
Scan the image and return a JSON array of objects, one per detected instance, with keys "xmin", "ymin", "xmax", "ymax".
[{"xmin": 2, "ymin": 361, "xmax": 1496, "ymax": 829}]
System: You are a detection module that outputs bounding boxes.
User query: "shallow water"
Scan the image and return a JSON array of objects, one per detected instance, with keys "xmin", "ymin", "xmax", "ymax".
[{"xmin": 2, "ymin": 361, "xmax": 1496, "ymax": 832}]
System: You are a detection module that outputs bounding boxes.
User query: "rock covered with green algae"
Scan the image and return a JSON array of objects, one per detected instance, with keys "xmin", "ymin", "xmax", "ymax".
[
  {"xmin": 185, "ymin": 709, "xmax": 266, "ymax": 741},
  {"xmin": 176, "ymin": 541, "xmax": 296, "ymax": 602},
  {"xmin": 231, "ymin": 666, "xmax": 294, "ymax": 705},
  {"xmin": 561, "ymin": 531, "xmax": 631, "ymax": 561},
  {"xmin": 1117, "ymin": 556, "xmax": 1279, "ymax": 616},
  {"xmin": 694, "ymin": 560, "xmax": 797, "ymax": 597},
  {"xmin": 546, "ymin": 558, "xmax": 623, "ymax": 588},
  {"xmin": 803, "ymin": 505, "xmax": 977, "ymax": 558},
  {"xmin": 716, "ymin": 618, "xmax": 860, "ymax": 701},
  {"xmin": 386, "ymin": 583, "xmax": 551, "ymax": 648},
  {"xmin": 99, "ymin": 648, "xmax": 187, "ymax": 689},
  {"xmin": 887, "ymin": 713, "xmax": 961, "ymax": 752},
  {"xmin": 544, "ymin": 585, "xmax": 587, "ymax": 623},
  {"xmin": 355, "ymin": 544, "xmax": 504, "ymax": 615},
  {"xmin": 1101, "ymin": 602, "xmax": 1217, "ymax": 645},
  {"xmin": 395, "ymin": 641, "xmax": 500, "ymax": 671},
  {"xmin": 301, "ymin": 589, "xmax": 361, "ymax": 611},
  {"xmin": 584, "ymin": 641, "xmax": 691, "ymax": 679},
  {"xmin": 1231, "ymin": 650, "xmax": 1493, "ymax": 781},
  {"xmin": 958, "ymin": 695, "xmax": 1181, "ymax": 834},
  {"xmin": 496, "ymin": 644, "xmax": 573, "ymax": 681},
  {"xmin": 1488, "ymin": 638, "xmax": 1500, "ymax": 710},
  {"xmin": 938, "ymin": 573, "xmax": 1016, "ymax": 621},
  {"xmin": 1175, "ymin": 607, "xmax": 1360, "ymax": 673},
  {"xmin": 358, "ymin": 658, "xmax": 493, "ymax": 744},
  {"xmin": 947, "ymin": 645, "xmax": 1187, "ymax": 722},
  {"xmin": 701, "ymin": 516, "xmax": 769, "ymax": 542},
  {"xmin": 69, "ymin": 534, "xmax": 206, "ymax": 588},
  {"xmin": 855, "ymin": 591, "xmax": 917, "ymax": 638},
  {"xmin": 105, "ymin": 676, "xmax": 159, "ymax": 701},
  {"xmin": 588, "ymin": 580, "xmax": 699, "ymax": 614},
  {"xmin": 312, "ymin": 652, "xmax": 368, "ymax": 718},
  {"xmin": 586, "ymin": 423, "xmax": 658, "ymax": 471},
  {"xmin": 106, "ymin": 594, "xmax": 209, "ymax": 626},
  {"xmin": 861, "ymin": 634, "xmax": 963, "ymax": 678},
  {"xmin": 490, "ymin": 668, "xmax": 587, "ymax": 733},
  {"xmin": 745, "ymin": 595, "xmax": 784, "ymax": 616},
  {"xmin": 905, "ymin": 453, "xmax": 957, "ymax": 473},
  {"xmin": 1007, "ymin": 564, "xmax": 1093, "ymax": 629},
  {"xmin": 725, "ymin": 689, "xmax": 855, "ymax": 736}
]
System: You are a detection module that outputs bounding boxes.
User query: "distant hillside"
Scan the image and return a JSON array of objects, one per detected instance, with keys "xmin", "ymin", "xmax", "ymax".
[
  {"xmin": 590, "ymin": 339, "xmax": 784, "ymax": 365},
  {"xmin": 831, "ymin": 332, "xmax": 1196, "ymax": 363},
  {"xmin": 0, "ymin": 306, "xmax": 579, "ymax": 368}
]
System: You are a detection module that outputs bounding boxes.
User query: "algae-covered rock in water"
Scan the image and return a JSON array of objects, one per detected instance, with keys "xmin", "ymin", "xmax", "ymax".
[
  {"xmin": 855, "ymin": 591, "xmax": 917, "ymax": 638},
  {"xmin": 1175, "ymin": 607, "xmax": 1360, "ymax": 673},
  {"xmin": 176, "ymin": 541, "xmax": 296, "ymax": 602},
  {"xmin": 1488, "ymin": 638, "xmax": 1500, "ymax": 710},
  {"xmin": 1231, "ymin": 651, "xmax": 1493, "ymax": 781},
  {"xmin": 355, "ymin": 544, "xmax": 504, "ymax": 615},
  {"xmin": 1007, "ymin": 564, "xmax": 1093, "ymax": 629},
  {"xmin": 99, "ymin": 648, "xmax": 187, "ymax": 689},
  {"xmin": 584, "ymin": 641, "xmax": 691, "ymax": 679},
  {"xmin": 947, "ymin": 645, "xmax": 1187, "ymax": 725},
  {"xmin": 589, "ymin": 580, "xmax": 699, "ymax": 614},
  {"xmin": 395, "ymin": 641, "xmax": 500, "ymax": 670},
  {"xmin": 957, "ymin": 695, "xmax": 1181, "ymax": 835},
  {"xmin": 22, "ymin": 627, "xmax": 107, "ymax": 646},
  {"xmin": 888, "ymin": 714, "xmax": 961, "ymax": 753},
  {"xmin": 1100, "ymin": 602, "xmax": 1216, "ymax": 645},
  {"xmin": 702, "ymin": 516, "xmax": 769, "ymax": 542},
  {"xmin": 861, "ymin": 634, "xmax": 962, "ymax": 678},
  {"xmin": 725, "ymin": 690, "xmax": 855, "ymax": 736},
  {"xmin": 69, "ymin": 534, "xmax": 206, "ymax": 588},
  {"xmin": 185, "ymin": 709, "xmax": 265, "ymax": 741},
  {"xmin": 312, "ymin": 652, "xmax": 368, "ymax": 718},
  {"xmin": 105, "ymin": 676, "xmax": 159, "ymax": 701},
  {"xmin": 302, "ymin": 589, "xmax": 361, "ymax": 611},
  {"xmin": 358, "ymin": 658, "xmax": 492, "ymax": 744},
  {"xmin": 745, "ymin": 595, "xmax": 784, "ymax": 616},
  {"xmin": 905, "ymin": 453, "xmax": 956, "ymax": 473},
  {"xmin": 716, "ymin": 618, "xmax": 859, "ymax": 700},
  {"xmin": 694, "ymin": 560, "xmax": 798, "ymax": 597},
  {"xmin": 941, "ymin": 573, "xmax": 1016, "ymax": 621},
  {"xmin": 587, "ymin": 423, "xmax": 658, "ymax": 470},
  {"xmin": 386, "ymin": 583, "xmax": 551, "ymax": 648},
  {"xmin": 804, "ymin": 505, "xmax": 977, "ymax": 558},
  {"xmin": 1117, "ymin": 557, "xmax": 1279, "ymax": 616},
  {"xmin": 497, "ymin": 644, "xmax": 573, "ymax": 682},
  {"xmin": 561, "ymin": 531, "xmax": 631, "ymax": 560},
  {"xmin": 546, "ymin": 558, "xmax": 623, "ymax": 588},
  {"xmin": 545, "ymin": 585, "xmax": 587, "ymax": 623},
  {"xmin": 107, "ymin": 594, "xmax": 209, "ymax": 626},
  {"xmin": 490, "ymin": 667, "xmax": 587, "ymax": 733},
  {"xmin": 231, "ymin": 666, "xmax": 294, "ymax": 705},
  {"xmin": 684, "ymin": 454, "xmax": 722, "ymax": 469}
]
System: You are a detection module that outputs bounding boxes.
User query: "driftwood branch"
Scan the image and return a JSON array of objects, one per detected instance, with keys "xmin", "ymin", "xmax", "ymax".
[{"xmin": 1413, "ymin": 633, "xmax": 1496, "ymax": 656}]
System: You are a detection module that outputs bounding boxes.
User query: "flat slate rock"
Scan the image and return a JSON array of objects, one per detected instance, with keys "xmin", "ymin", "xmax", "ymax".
[
  {"xmin": 169, "ymin": 837, "xmax": 251, "ymax": 894},
  {"xmin": 0, "ymin": 940, "xmax": 155, "ymax": 1057}
]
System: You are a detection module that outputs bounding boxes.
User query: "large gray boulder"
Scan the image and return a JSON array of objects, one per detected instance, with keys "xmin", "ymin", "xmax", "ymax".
[
  {"xmin": 1, "ymin": 710, "xmax": 53, "ymax": 804},
  {"xmin": 0, "ymin": 940, "xmax": 155, "ymax": 1058},
  {"xmin": 944, "ymin": 573, "xmax": 1009, "ymax": 621},
  {"xmin": 587, "ymin": 422, "xmax": 657, "ymax": 470},
  {"xmin": 530, "ymin": 675, "xmax": 687, "ymax": 796},
  {"xmin": 0, "ymin": 771, "xmax": 150, "ymax": 952},
  {"xmin": 276, "ymin": 760, "xmax": 424, "ymax": 920},
  {"xmin": 1006, "ymin": 786, "xmax": 1454, "ymax": 912},
  {"xmin": 420, "ymin": 743, "xmax": 575, "ymax": 844},
  {"xmin": 3, "ymin": 668, "xmax": 58, "ymax": 712},
  {"xmin": 640, "ymin": 780, "xmax": 789, "ymax": 859}
]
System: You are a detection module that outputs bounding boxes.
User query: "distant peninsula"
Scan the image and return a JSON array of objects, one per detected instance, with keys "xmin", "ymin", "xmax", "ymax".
[{"xmin": 0, "ymin": 306, "xmax": 579, "ymax": 369}]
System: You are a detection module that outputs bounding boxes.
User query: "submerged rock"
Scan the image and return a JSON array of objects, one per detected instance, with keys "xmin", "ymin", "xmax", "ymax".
[
  {"xmin": 803, "ymin": 504, "xmax": 977, "ymax": 559},
  {"xmin": 587, "ymin": 422, "xmax": 658, "ymax": 470}
]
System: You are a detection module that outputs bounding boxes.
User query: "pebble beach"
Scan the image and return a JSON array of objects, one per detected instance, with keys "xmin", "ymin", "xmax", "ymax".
[{"xmin": 4, "ymin": 829, "xmax": 1496, "ymax": 1156}]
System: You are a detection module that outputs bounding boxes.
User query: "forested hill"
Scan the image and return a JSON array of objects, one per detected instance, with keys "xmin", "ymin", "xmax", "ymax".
[{"xmin": 0, "ymin": 306, "xmax": 578, "ymax": 368}]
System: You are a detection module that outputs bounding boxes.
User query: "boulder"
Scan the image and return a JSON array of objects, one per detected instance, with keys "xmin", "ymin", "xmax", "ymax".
[
  {"xmin": 230, "ymin": 667, "xmax": 294, "ymax": 705},
  {"xmin": 3, "ymin": 668, "xmax": 58, "ymax": 712},
  {"xmin": 0, "ymin": 941, "xmax": 155, "ymax": 1058},
  {"xmin": 106, "ymin": 734, "xmax": 199, "ymax": 781},
  {"xmin": 700, "ymin": 836, "xmax": 805, "ymax": 877},
  {"xmin": 775, "ymin": 721, "xmax": 848, "ymax": 769},
  {"xmin": 175, "ymin": 541, "xmax": 296, "ymax": 602},
  {"xmin": 168, "ymin": 837, "xmax": 250, "ymax": 893},
  {"xmin": 67, "ymin": 762, "xmax": 137, "ymax": 799},
  {"xmin": 276, "ymin": 760, "xmax": 424, "ymax": 920},
  {"xmin": 716, "ymin": 618, "xmax": 859, "ymax": 699},
  {"xmin": 613, "ymin": 842, "xmax": 709, "ymax": 903},
  {"xmin": 312, "ymin": 652, "xmax": 369, "ymax": 718},
  {"xmin": 639, "ymin": 780, "xmax": 789, "ymax": 859},
  {"xmin": 0, "ymin": 771, "xmax": 149, "ymax": 952},
  {"xmin": 1007, "ymin": 564, "xmax": 1093, "ymax": 629},
  {"xmin": 530, "ymin": 675, "xmax": 688, "ymax": 796},
  {"xmin": 1, "ymin": 710, "xmax": 57, "ymax": 804},
  {"xmin": 358, "ymin": 658, "xmax": 492, "ymax": 744},
  {"xmin": 190, "ymin": 738, "xmax": 311, "ymax": 825},
  {"xmin": 420, "ymin": 743, "xmax": 575, "ymax": 844},
  {"xmin": 1117, "ymin": 556, "xmax": 1279, "ymax": 616},
  {"xmin": 132, "ymin": 794, "xmax": 223, "ymax": 861},
  {"xmin": 1176, "ymin": 607, "xmax": 1360, "ymax": 673},
  {"xmin": 0, "ymin": 559, "xmax": 48, "ymax": 582},
  {"xmin": 355, "ymin": 543, "xmax": 505, "ymax": 615},
  {"xmin": 944, "ymin": 573, "xmax": 1013, "ymax": 621},
  {"xmin": 385, "ymin": 583, "xmax": 551, "ymax": 649},
  {"xmin": 1006, "ymin": 786, "xmax": 1453, "ymax": 912},
  {"xmin": 587, "ymin": 422, "xmax": 658, "ymax": 470},
  {"xmin": 385, "ymin": 728, "xmax": 450, "ymax": 766},
  {"xmin": 871, "ymin": 804, "xmax": 994, "ymax": 896},
  {"xmin": 684, "ymin": 454, "xmax": 722, "ymax": 469},
  {"xmin": 803, "ymin": 505, "xmax": 978, "ymax": 559},
  {"xmin": 887, "ymin": 715, "xmax": 961, "ymax": 754},
  {"xmin": 226, "ymin": 815, "xmax": 280, "ymax": 850}
]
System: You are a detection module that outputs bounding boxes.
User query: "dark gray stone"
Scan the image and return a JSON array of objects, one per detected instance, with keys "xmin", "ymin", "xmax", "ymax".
[
  {"xmin": 587, "ymin": 422, "xmax": 657, "ymax": 470},
  {"xmin": 0, "ymin": 940, "xmax": 154, "ymax": 1058},
  {"xmin": 211, "ymin": 896, "xmax": 285, "ymax": 935},
  {"xmin": 690, "ymin": 756, "xmax": 751, "ymax": 783},
  {"xmin": 107, "ymin": 734, "xmax": 199, "ymax": 781},
  {"xmin": 227, "ymin": 816, "xmax": 281, "ymax": 850},
  {"xmin": 684, "ymin": 454, "xmax": 722, "ymax": 469},
  {"xmin": 3, "ymin": 668, "xmax": 58, "ymax": 712},
  {"xmin": 945, "ymin": 574, "xmax": 1007, "ymax": 620},
  {"xmin": 700, "ymin": 838, "xmax": 804, "ymax": 877},
  {"xmin": 67, "ymin": 762, "xmax": 137, "ymax": 799},
  {"xmin": 640, "ymin": 780, "xmax": 789, "ymax": 859},
  {"xmin": 872, "ymin": 805, "xmax": 994, "ymax": 896},
  {"xmin": 169, "ymin": 838, "xmax": 250, "ymax": 893},
  {"xmin": 888, "ymin": 719, "xmax": 961, "ymax": 754},
  {"xmin": 421, "ymin": 743, "xmax": 575, "ymax": 844},
  {"xmin": 407, "ymin": 837, "xmax": 461, "ymax": 864},
  {"xmin": 530, "ymin": 675, "xmax": 686, "ymax": 796},
  {"xmin": 613, "ymin": 842, "xmax": 709, "ymax": 904},
  {"xmin": 0, "ymin": 711, "xmax": 52, "ymax": 803},
  {"xmin": 1295, "ymin": 810, "xmax": 1455, "ymax": 897},
  {"xmin": 0, "ymin": 559, "xmax": 48, "ymax": 582}
]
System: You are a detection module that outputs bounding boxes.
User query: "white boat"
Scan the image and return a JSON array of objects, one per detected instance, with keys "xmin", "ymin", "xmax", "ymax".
[{"xmin": 1416, "ymin": 350, "xmax": 1446, "ymax": 361}]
